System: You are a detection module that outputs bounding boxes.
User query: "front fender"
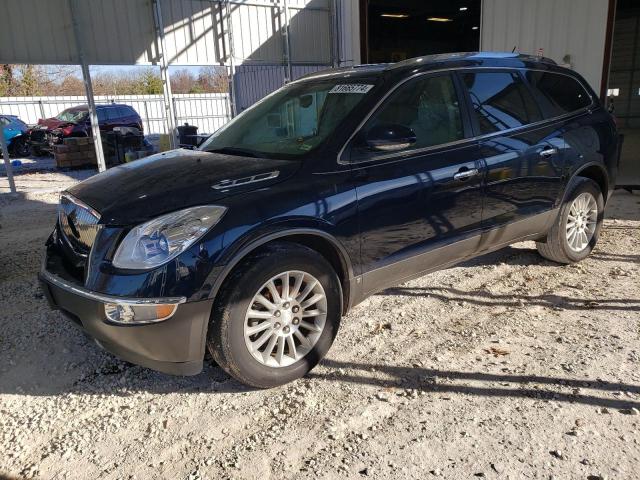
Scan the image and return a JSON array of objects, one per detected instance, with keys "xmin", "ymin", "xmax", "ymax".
[{"xmin": 206, "ymin": 222, "xmax": 355, "ymax": 302}]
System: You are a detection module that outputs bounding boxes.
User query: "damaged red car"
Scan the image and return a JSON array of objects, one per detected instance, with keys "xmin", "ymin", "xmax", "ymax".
[{"xmin": 28, "ymin": 104, "xmax": 143, "ymax": 155}]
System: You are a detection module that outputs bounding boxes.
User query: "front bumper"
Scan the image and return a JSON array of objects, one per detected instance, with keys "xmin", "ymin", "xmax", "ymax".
[{"xmin": 39, "ymin": 269, "xmax": 213, "ymax": 376}]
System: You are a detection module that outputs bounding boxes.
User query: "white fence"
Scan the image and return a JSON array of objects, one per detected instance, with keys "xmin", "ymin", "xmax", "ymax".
[{"xmin": 0, "ymin": 93, "xmax": 232, "ymax": 135}]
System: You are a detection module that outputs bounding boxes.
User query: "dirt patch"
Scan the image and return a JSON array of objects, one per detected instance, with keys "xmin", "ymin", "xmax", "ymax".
[{"xmin": 1, "ymin": 172, "xmax": 639, "ymax": 480}]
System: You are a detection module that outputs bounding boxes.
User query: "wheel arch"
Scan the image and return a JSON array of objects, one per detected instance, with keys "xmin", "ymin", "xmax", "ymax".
[
  {"xmin": 572, "ymin": 162, "xmax": 609, "ymax": 202},
  {"xmin": 208, "ymin": 229, "xmax": 355, "ymax": 315}
]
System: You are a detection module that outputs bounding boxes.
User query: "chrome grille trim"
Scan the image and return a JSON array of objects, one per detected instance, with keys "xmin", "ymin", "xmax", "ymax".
[{"xmin": 58, "ymin": 193, "xmax": 101, "ymax": 255}]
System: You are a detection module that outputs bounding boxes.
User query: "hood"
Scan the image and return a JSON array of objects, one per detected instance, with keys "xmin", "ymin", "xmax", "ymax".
[
  {"xmin": 3, "ymin": 127, "xmax": 22, "ymax": 142},
  {"xmin": 68, "ymin": 149, "xmax": 301, "ymax": 225},
  {"xmin": 37, "ymin": 117, "xmax": 77, "ymax": 130}
]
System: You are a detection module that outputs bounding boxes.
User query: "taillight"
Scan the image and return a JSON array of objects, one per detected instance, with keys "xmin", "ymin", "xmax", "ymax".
[{"xmin": 62, "ymin": 125, "xmax": 74, "ymax": 136}]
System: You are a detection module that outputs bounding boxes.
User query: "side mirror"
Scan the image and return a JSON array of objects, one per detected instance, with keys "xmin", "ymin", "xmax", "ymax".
[
  {"xmin": 299, "ymin": 94, "xmax": 313, "ymax": 108},
  {"xmin": 365, "ymin": 124, "xmax": 416, "ymax": 152}
]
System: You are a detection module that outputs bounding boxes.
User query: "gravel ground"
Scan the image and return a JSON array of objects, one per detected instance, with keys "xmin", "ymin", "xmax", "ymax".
[{"xmin": 0, "ymin": 171, "xmax": 639, "ymax": 480}]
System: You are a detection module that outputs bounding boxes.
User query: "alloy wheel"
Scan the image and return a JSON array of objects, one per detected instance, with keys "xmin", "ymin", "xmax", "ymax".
[
  {"xmin": 566, "ymin": 192, "xmax": 598, "ymax": 252},
  {"xmin": 243, "ymin": 270, "xmax": 327, "ymax": 368}
]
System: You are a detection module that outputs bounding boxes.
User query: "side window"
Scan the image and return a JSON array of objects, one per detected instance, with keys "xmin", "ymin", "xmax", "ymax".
[
  {"xmin": 353, "ymin": 74, "xmax": 464, "ymax": 160},
  {"xmin": 97, "ymin": 108, "xmax": 107, "ymax": 122},
  {"xmin": 462, "ymin": 71, "xmax": 542, "ymax": 134},
  {"xmin": 118, "ymin": 106, "xmax": 133, "ymax": 118},
  {"xmin": 106, "ymin": 107, "xmax": 119, "ymax": 121},
  {"xmin": 526, "ymin": 71, "xmax": 592, "ymax": 117}
]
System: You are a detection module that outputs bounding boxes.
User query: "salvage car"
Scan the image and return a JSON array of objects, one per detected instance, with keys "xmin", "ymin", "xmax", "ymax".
[
  {"xmin": 0, "ymin": 114, "xmax": 31, "ymax": 157},
  {"xmin": 40, "ymin": 53, "xmax": 619, "ymax": 388},
  {"xmin": 29, "ymin": 104, "xmax": 143, "ymax": 155}
]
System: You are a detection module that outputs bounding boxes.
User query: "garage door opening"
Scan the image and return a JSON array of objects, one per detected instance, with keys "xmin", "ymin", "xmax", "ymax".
[
  {"xmin": 607, "ymin": 0, "xmax": 640, "ymax": 188},
  {"xmin": 360, "ymin": 0, "xmax": 481, "ymax": 63}
]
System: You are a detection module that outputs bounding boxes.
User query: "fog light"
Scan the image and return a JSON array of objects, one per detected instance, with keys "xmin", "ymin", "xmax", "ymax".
[{"xmin": 104, "ymin": 302, "xmax": 178, "ymax": 325}]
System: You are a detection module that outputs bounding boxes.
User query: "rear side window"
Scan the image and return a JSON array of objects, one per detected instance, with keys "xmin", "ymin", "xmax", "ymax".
[
  {"xmin": 106, "ymin": 108, "xmax": 120, "ymax": 120},
  {"xmin": 462, "ymin": 71, "xmax": 542, "ymax": 134},
  {"xmin": 525, "ymin": 71, "xmax": 592, "ymax": 117},
  {"xmin": 353, "ymin": 73, "xmax": 464, "ymax": 160},
  {"xmin": 118, "ymin": 106, "xmax": 136, "ymax": 117}
]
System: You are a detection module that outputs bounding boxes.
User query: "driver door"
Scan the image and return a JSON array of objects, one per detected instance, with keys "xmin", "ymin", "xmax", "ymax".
[{"xmin": 345, "ymin": 73, "xmax": 486, "ymax": 295}]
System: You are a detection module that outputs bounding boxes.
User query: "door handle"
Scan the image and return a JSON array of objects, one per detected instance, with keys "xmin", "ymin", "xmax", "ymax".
[
  {"xmin": 453, "ymin": 168, "xmax": 479, "ymax": 181},
  {"xmin": 539, "ymin": 147, "xmax": 558, "ymax": 158}
]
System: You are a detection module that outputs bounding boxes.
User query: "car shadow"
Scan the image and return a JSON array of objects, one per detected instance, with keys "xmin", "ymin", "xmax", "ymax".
[
  {"xmin": 309, "ymin": 358, "xmax": 640, "ymax": 411},
  {"xmin": 380, "ymin": 284, "xmax": 640, "ymax": 312}
]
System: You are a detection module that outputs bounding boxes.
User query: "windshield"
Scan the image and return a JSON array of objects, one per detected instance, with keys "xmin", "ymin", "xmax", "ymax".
[
  {"xmin": 199, "ymin": 79, "xmax": 377, "ymax": 159},
  {"xmin": 56, "ymin": 108, "xmax": 88, "ymax": 123}
]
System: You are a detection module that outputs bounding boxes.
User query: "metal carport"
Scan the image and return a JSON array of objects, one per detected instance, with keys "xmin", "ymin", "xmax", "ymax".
[{"xmin": 0, "ymin": 0, "xmax": 342, "ymax": 193}]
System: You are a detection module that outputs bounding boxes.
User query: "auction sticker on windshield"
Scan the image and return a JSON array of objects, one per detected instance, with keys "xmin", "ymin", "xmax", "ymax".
[{"xmin": 329, "ymin": 84, "xmax": 374, "ymax": 94}]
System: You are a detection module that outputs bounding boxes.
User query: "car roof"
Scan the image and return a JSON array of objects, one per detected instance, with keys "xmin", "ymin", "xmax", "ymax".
[
  {"xmin": 62, "ymin": 104, "xmax": 132, "ymax": 111},
  {"xmin": 297, "ymin": 52, "xmax": 561, "ymax": 82}
]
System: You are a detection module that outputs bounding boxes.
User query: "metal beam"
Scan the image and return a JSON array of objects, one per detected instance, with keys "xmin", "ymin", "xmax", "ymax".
[
  {"xmin": 223, "ymin": 0, "xmax": 238, "ymax": 117},
  {"xmin": 0, "ymin": 124, "xmax": 16, "ymax": 194},
  {"xmin": 69, "ymin": 0, "xmax": 107, "ymax": 172},
  {"xmin": 282, "ymin": 0, "xmax": 293, "ymax": 83},
  {"xmin": 152, "ymin": 0, "xmax": 179, "ymax": 149}
]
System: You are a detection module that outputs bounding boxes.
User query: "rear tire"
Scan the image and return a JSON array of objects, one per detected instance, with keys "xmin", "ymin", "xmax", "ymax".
[
  {"xmin": 536, "ymin": 177, "xmax": 604, "ymax": 264},
  {"xmin": 206, "ymin": 241, "xmax": 342, "ymax": 388}
]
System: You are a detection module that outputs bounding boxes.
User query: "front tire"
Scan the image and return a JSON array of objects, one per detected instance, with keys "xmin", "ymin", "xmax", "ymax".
[
  {"xmin": 207, "ymin": 242, "xmax": 342, "ymax": 388},
  {"xmin": 536, "ymin": 177, "xmax": 604, "ymax": 264},
  {"xmin": 10, "ymin": 137, "xmax": 30, "ymax": 158}
]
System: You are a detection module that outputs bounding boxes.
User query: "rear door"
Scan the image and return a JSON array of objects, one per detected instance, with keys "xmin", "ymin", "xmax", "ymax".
[
  {"xmin": 460, "ymin": 70, "xmax": 565, "ymax": 241},
  {"xmin": 345, "ymin": 72, "xmax": 486, "ymax": 294}
]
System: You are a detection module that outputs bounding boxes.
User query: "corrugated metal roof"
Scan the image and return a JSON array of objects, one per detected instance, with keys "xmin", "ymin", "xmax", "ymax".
[{"xmin": 0, "ymin": 0, "xmax": 335, "ymax": 66}]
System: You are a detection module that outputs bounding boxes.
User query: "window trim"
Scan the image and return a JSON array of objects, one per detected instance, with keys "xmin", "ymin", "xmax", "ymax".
[{"xmin": 337, "ymin": 66, "xmax": 595, "ymax": 165}]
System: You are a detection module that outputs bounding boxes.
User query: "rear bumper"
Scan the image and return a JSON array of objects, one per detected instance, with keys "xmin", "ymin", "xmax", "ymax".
[{"xmin": 39, "ymin": 270, "xmax": 213, "ymax": 376}]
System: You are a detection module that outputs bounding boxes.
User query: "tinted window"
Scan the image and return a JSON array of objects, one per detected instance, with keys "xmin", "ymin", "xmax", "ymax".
[
  {"xmin": 526, "ymin": 71, "xmax": 591, "ymax": 117},
  {"xmin": 106, "ymin": 107, "xmax": 120, "ymax": 121},
  {"xmin": 97, "ymin": 108, "xmax": 107, "ymax": 122},
  {"xmin": 355, "ymin": 74, "xmax": 463, "ymax": 158},
  {"xmin": 462, "ymin": 71, "xmax": 542, "ymax": 134}
]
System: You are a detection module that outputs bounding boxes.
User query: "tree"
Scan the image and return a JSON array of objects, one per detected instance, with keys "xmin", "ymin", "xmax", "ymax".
[
  {"xmin": 139, "ymin": 69, "xmax": 163, "ymax": 94},
  {"xmin": 170, "ymin": 69, "xmax": 196, "ymax": 94},
  {"xmin": 197, "ymin": 66, "xmax": 229, "ymax": 93},
  {"xmin": 0, "ymin": 65, "xmax": 15, "ymax": 96},
  {"xmin": 16, "ymin": 65, "xmax": 45, "ymax": 96}
]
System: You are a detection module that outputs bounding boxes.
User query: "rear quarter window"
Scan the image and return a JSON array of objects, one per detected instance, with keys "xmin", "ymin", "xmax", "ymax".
[
  {"xmin": 461, "ymin": 71, "xmax": 542, "ymax": 134},
  {"xmin": 525, "ymin": 71, "xmax": 592, "ymax": 117}
]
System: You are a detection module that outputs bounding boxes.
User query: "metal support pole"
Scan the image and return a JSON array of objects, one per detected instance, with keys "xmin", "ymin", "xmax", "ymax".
[
  {"xmin": 152, "ymin": 0, "xmax": 179, "ymax": 149},
  {"xmin": 282, "ymin": 0, "xmax": 293, "ymax": 83},
  {"xmin": 0, "ymin": 126, "xmax": 16, "ymax": 194},
  {"xmin": 79, "ymin": 63, "xmax": 107, "ymax": 172},
  {"xmin": 330, "ymin": 0, "xmax": 340, "ymax": 67},
  {"xmin": 69, "ymin": 0, "xmax": 107, "ymax": 172},
  {"xmin": 224, "ymin": 0, "xmax": 238, "ymax": 117}
]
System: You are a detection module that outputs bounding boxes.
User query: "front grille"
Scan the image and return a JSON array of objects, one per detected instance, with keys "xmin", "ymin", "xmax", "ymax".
[{"xmin": 58, "ymin": 194, "xmax": 101, "ymax": 255}]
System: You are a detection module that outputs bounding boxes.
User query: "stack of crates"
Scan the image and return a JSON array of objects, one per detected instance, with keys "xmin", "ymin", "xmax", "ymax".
[{"xmin": 53, "ymin": 137, "xmax": 97, "ymax": 168}]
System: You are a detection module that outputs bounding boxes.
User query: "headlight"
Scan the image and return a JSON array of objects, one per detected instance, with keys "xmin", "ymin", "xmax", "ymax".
[{"xmin": 112, "ymin": 205, "xmax": 226, "ymax": 269}]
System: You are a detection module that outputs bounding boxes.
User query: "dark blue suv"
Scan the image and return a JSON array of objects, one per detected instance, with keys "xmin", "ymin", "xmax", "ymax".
[{"xmin": 40, "ymin": 53, "xmax": 619, "ymax": 388}]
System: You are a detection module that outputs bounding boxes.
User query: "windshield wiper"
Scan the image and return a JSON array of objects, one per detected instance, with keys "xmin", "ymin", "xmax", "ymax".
[{"xmin": 206, "ymin": 147, "xmax": 263, "ymax": 158}]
